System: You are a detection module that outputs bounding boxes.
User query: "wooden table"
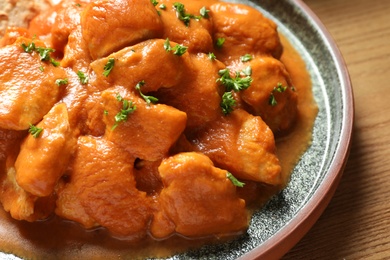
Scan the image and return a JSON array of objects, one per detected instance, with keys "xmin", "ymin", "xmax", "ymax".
[{"xmin": 283, "ymin": 0, "xmax": 390, "ymax": 258}]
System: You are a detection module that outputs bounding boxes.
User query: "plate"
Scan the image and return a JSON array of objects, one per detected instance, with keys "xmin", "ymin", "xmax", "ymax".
[{"xmin": 0, "ymin": 0, "xmax": 353, "ymax": 259}]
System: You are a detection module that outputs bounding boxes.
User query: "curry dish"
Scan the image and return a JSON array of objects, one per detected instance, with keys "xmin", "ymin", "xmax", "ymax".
[{"xmin": 0, "ymin": 0, "xmax": 317, "ymax": 258}]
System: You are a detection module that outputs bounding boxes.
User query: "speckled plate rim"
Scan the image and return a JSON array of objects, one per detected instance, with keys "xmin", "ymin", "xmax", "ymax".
[{"xmin": 239, "ymin": 0, "xmax": 354, "ymax": 259}]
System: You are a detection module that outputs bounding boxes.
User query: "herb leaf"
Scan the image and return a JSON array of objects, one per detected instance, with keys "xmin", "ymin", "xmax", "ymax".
[
  {"xmin": 28, "ymin": 124, "xmax": 43, "ymax": 138},
  {"xmin": 226, "ymin": 172, "xmax": 245, "ymax": 187},
  {"xmin": 173, "ymin": 2, "xmax": 191, "ymax": 26},
  {"xmin": 55, "ymin": 78, "xmax": 68, "ymax": 86},
  {"xmin": 77, "ymin": 70, "xmax": 89, "ymax": 84},
  {"xmin": 112, "ymin": 93, "xmax": 136, "ymax": 130},
  {"xmin": 216, "ymin": 37, "xmax": 225, "ymax": 48},
  {"xmin": 220, "ymin": 91, "xmax": 236, "ymax": 115},
  {"xmin": 200, "ymin": 6, "xmax": 210, "ymax": 18},
  {"xmin": 135, "ymin": 80, "xmax": 158, "ymax": 105},
  {"xmin": 164, "ymin": 38, "xmax": 187, "ymax": 56},
  {"xmin": 240, "ymin": 54, "xmax": 253, "ymax": 62},
  {"xmin": 103, "ymin": 58, "xmax": 115, "ymax": 77},
  {"xmin": 21, "ymin": 42, "xmax": 36, "ymax": 53},
  {"xmin": 208, "ymin": 52, "xmax": 216, "ymax": 60},
  {"xmin": 268, "ymin": 82, "xmax": 288, "ymax": 106},
  {"xmin": 151, "ymin": 0, "xmax": 158, "ymax": 6},
  {"xmin": 217, "ymin": 68, "xmax": 253, "ymax": 92}
]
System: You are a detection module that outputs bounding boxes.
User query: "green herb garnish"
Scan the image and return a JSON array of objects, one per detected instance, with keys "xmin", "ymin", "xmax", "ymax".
[
  {"xmin": 164, "ymin": 38, "xmax": 188, "ymax": 56},
  {"xmin": 103, "ymin": 58, "xmax": 115, "ymax": 77},
  {"xmin": 217, "ymin": 68, "xmax": 253, "ymax": 92},
  {"xmin": 135, "ymin": 80, "xmax": 158, "ymax": 106},
  {"xmin": 200, "ymin": 6, "xmax": 210, "ymax": 18},
  {"xmin": 240, "ymin": 54, "xmax": 253, "ymax": 62},
  {"xmin": 269, "ymin": 82, "xmax": 288, "ymax": 106},
  {"xmin": 208, "ymin": 52, "xmax": 216, "ymax": 60},
  {"xmin": 112, "ymin": 93, "xmax": 136, "ymax": 130},
  {"xmin": 28, "ymin": 124, "xmax": 43, "ymax": 138},
  {"xmin": 77, "ymin": 70, "xmax": 89, "ymax": 85},
  {"xmin": 55, "ymin": 78, "xmax": 68, "ymax": 86},
  {"xmin": 220, "ymin": 91, "xmax": 236, "ymax": 115},
  {"xmin": 226, "ymin": 172, "xmax": 245, "ymax": 187},
  {"xmin": 216, "ymin": 37, "xmax": 225, "ymax": 48}
]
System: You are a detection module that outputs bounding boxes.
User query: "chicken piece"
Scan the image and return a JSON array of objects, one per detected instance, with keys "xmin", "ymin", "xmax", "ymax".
[
  {"xmin": 0, "ymin": 37, "xmax": 65, "ymax": 130},
  {"xmin": 157, "ymin": 0, "xmax": 216, "ymax": 53},
  {"xmin": 59, "ymin": 68, "xmax": 89, "ymax": 134},
  {"xmin": 155, "ymin": 52, "xmax": 225, "ymax": 131},
  {"xmin": 236, "ymin": 57, "xmax": 298, "ymax": 133},
  {"xmin": 0, "ymin": 27, "xmax": 31, "ymax": 47},
  {"xmin": 0, "ymin": 166, "xmax": 55, "ymax": 222},
  {"xmin": 90, "ymin": 39, "xmax": 191, "ymax": 93},
  {"xmin": 56, "ymin": 136, "xmax": 153, "ymax": 239},
  {"xmin": 150, "ymin": 152, "xmax": 248, "ymax": 239},
  {"xmin": 50, "ymin": 0, "xmax": 91, "ymax": 55},
  {"xmin": 189, "ymin": 109, "xmax": 282, "ymax": 185},
  {"xmin": 60, "ymin": 25, "xmax": 91, "ymax": 71},
  {"xmin": 210, "ymin": 2, "xmax": 282, "ymax": 64},
  {"xmin": 102, "ymin": 86, "xmax": 187, "ymax": 161},
  {"xmin": 81, "ymin": 0, "xmax": 163, "ymax": 60},
  {"xmin": 0, "ymin": 128, "xmax": 25, "ymax": 172},
  {"xmin": 14, "ymin": 103, "xmax": 77, "ymax": 197}
]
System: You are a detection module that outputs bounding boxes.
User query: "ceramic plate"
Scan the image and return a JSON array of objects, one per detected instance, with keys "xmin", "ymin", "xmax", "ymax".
[{"xmin": 0, "ymin": 0, "xmax": 353, "ymax": 259}]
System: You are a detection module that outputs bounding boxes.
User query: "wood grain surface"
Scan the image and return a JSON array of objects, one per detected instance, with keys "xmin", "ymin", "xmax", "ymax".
[{"xmin": 283, "ymin": 0, "xmax": 390, "ymax": 259}]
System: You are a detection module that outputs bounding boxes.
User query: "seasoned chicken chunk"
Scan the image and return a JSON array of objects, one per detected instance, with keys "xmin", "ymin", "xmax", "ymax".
[
  {"xmin": 15, "ymin": 103, "xmax": 77, "ymax": 197},
  {"xmin": 102, "ymin": 86, "xmax": 187, "ymax": 161},
  {"xmin": 155, "ymin": 52, "xmax": 225, "ymax": 131},
  {"xmin": 90, "ymin": 39, "xmax": 191, "ymax": 93},
  {"xmin": 50, "ymin": 0, "xmax": 91, "ymax": 55},
  {"xmin": 189, "ymin": 109, "xmax": 282, "ymax": 185},
  {"xmin": 0, "ymin": 167, "xmax": 55, "ymax": 222},
  {"xmin": 150, "ymin": 152, "xmax": 248, "ymax": 238},
  {"xmin": 157, "ymin": 0, "xmax": 216, "ymax": 53},
  {"xmin": 81, "ymin": 0, "xmax": 163, "ymax": 60},
  {"xmin": 236, "ymin": 57, "xmax": 298, "ymax": 133},
  {"xmin": 56, "ymin": 136, "xmax": 153, "ymax": 239},
  {"xmin": 0, "ymin": 37, "xmax": 65, "ymax": 130},
  {"xmin": 210, "ymin": 2, "xmax": 282, "ymax": 64}
]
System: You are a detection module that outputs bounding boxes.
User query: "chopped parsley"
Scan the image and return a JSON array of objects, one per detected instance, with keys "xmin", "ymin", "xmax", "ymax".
[
  {"xmin": 135, "ymin": 80, "xmax": 158, "ymax": 105},
  {"xmin": 217, "ymin": 68, "xmax": 253, "ymax": 92},
  {"xmin": 159, "ymin": 3, "xmax": 166, "ymax": 9},
  {"xmin": 112, "ymin": 93, "xmax": 136, "ymax": 130},
  {"xmin": 103, "ymin": 58, "xmax": 115, "ymax": 77},
  {"xmin": 151, "ymin": 0, "xmax": 158, "ymax": 6},
  {"xmin": 77, "ymin": 70, "xmax": 89, "ymax": 85},
  {"xmin": 226, "ymin": 172, "xmax": 245, "ymax": 187},
  {"xmin": 269, "ymin": 82, "xmax": 288, "ymax": 106},
  {"xmin": 200, "ymin": 6, "xmax": 210, "ymax": 18},
  {"xmin": 220, "ymin": 91, "xmax": 236, "ymax": 115},
  {"xmin": 21, "ymin": 42, "xmax": 36, "ymax": 53},
  {"xmin": 55, "ymin": 78, "xmax": 68, "ymax": 86},
  {"xmin": 208, "ymin": 52, "xmax": 216, "ymax": 60},
  {"xmin": 173, "ymin": 2, "xmax": 202, "ymax": 26},
  {"xmin": 164, "ymin": 38, "xmax": 188, "ymax": 56},
  {"xmin": 240, "ymin": 54, "xmax": 253, "ymax": 62},
  {"xmin": 21, "ymin": 41, "xmax": 59, "ymax": 66},
  {"xmin": 216, "ymin": 37, "xmax": 225, "ymax": 48},
  {"xmin": 28, "ymin": 124, "xmax": 43, "ymax": 138},
  {"xmin": 173, "ymin": 2, "xmax": 192, "ymax": 26}
]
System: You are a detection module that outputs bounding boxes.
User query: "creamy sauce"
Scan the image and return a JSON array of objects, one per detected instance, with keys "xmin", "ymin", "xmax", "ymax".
[{"xmin": 0, "ymin": 33, "xmax": 317, "ymax": 259}]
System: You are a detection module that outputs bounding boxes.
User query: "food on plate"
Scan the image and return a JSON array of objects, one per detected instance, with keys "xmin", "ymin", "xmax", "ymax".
[{"xmin": 0, "ymin": 0, "xmax": 317, "ymax": 258}]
